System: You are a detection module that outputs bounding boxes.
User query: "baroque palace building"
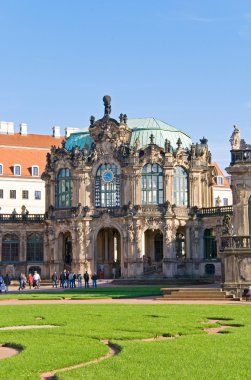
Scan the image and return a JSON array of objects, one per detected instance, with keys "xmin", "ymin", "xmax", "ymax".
[{"xmin": 1, "ymin": 96, "xmax": 248, "ymax": 282}]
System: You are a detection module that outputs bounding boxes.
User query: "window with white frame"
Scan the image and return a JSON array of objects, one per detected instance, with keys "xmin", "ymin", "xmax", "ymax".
[
  {"xmin": 0, "ymin": 189, "xmax": 3, "ymax": 198},
  {"xmin": 217, "ymin": 176, "xmax": 223, "ymax": 185},
  {"xmin": 14, "ymin": 165, "xmax": 21, "ymax": 176},
  {"xmin": 32, "ymin": 166, "xmax": 39, "ymax": 176},
  {"xmin": 223, "ymin": 198, "xmax": 228, "ymax": 206},
  {"xmin": 0, "ymin": 164, "xmax": 3, "ymax": 175},
  {"xmin": 34, "ymin": 191, "xmax": 41, "ymax": 200}
]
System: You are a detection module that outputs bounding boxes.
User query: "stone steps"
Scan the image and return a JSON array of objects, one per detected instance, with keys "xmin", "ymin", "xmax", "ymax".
[{"xmin": 160, "ymin": 288, "xmax": 233, "ymax": 301}]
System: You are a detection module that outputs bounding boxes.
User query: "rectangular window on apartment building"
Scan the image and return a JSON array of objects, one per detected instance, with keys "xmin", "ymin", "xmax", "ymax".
[
  {"xmin": 223, "ymin": 198, "xmax": 228, "ymax": 206},
  {"xmin": 217, "ymin": 176, "xmax": 223, "ymax": 185},
  {"xmin": 22, "ymin": 190, "xmax": 29, "ymax": 199},
  {"xmin": 14, "ymin": 165, "xmax": 21, "ymax": 176},
  {"xmin": 32, "ymin": 166, "xmax": 39, "ymax": 176},
  {"xmin": 10, "ymin": 190, "xmax": 16, "ymax": 199},
  {"xmin": 0, "ymin": 164, "xmax": 3, "ymax": 175},
  {"xmin": 0, "ymin": 189, "xmax": 3, "ymax": 198},
  {"xmin": 35, "ymin": 191, "xmax": 41, "ymax": 200}
]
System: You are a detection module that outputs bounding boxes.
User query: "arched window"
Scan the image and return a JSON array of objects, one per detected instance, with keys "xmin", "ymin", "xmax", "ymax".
[
  {"xmin": 95, "ymin": 163, "xmax": 120, "ymax": 207},
  {"xmin": 2, "ymin": 234, "xmax": 19, "ymax": 262},
  {"xmin": 56, "ymin": 168, "xmax": 72, "ymax": 208},
  {"xmin": 204, "ymin": 229, "xmax": 217, "ymax": 259},
  {"xmin": 27, "ymin": 233, "xmax": 43, "ymax": 262},
  {"xmin": 173, "ymin": 166, "xmax": 188, "ymax": 206},
  {"xmin": 142, "ymin": 164, "xmax": 163, "ymax": 204}
]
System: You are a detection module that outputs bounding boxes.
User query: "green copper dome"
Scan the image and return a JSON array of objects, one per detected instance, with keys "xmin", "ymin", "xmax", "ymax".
[
  {"xmin": 65, "ymin": 117, "xmax": 191, "ymax": 152},
  {"xmin": 65, "ymin": 130, "xmax": 92, "ymax": 151},
  {"xmin": 128, "ymin": 118, "xmax": 191, "ymax": 150}
]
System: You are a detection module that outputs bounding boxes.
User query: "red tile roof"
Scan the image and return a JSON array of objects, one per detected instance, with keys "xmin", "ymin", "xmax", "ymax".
[
  {"xmin": 0, "ymin": 133, "xmax": 63, "ymax": 148},
  {"xmin": 0, "ymin": 133, "xmax": 64, "ymax": 177},
  {"xmin": 211, "ymin": 162, "xmax": 230, "ymax": 187}
]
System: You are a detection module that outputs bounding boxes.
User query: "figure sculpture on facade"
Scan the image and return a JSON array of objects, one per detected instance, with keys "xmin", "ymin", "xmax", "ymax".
[
  {"xmin": 103, "ymin": 95, "xmax": 111, "ymax": 116},
  {"xmin": 230, "ymin": 125, "xmax": 240, "ymax": 150}
]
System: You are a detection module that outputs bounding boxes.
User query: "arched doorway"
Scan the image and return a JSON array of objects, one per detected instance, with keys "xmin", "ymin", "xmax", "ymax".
[
  {"xmin": 96, "ymin": 228, "xmax": 121, "ymax": 278},
  {"xmin": 58, "ymin": 232, "xmax": 72, "ymax": 271},
  {"xmin": 143, "ymin": 229, "xmax": 163, "ymax": 274}
]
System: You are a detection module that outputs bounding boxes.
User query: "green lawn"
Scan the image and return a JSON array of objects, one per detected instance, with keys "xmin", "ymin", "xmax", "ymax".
[
  {"xmin": 0, "ymin": 304, "xmax": 250, "ymax": 379},
  {"xmin": 0, "ymin": 286, "xmax": 162, "ymax": 300}
]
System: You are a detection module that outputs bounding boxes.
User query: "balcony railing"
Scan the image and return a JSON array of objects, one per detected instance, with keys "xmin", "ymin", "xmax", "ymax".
[
  {"xmin": 0, "ymin": 214, "xmax": 45, "ymax": 223},
  {"xmin": 231, "ymin": 149, "xmax": 251, "ymax": 165},
  {"xmin": 197, "ymin": 205, "xmax": 233, "ymax": 217},
  {"xmin": 220, "ymin": 236, "xmax": 251, "ymax": 251}
]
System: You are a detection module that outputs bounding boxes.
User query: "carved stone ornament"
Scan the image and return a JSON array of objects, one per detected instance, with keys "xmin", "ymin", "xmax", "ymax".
[
  {"xmin": 239, "ymin": 258, "xmax": 251, "ymax": 281},
  {"xmin": 145, "ymin": 217, "xmax": 162, "ymax": 231},
  {"xmin": 128, "ymin": 222, "xmax": 135, "ymax": 242}
]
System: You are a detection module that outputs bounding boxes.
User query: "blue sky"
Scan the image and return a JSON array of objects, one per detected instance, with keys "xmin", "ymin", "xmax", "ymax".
[{"xmin": 0, "ymin": 0, "xmax": 250, "ymax": 172}]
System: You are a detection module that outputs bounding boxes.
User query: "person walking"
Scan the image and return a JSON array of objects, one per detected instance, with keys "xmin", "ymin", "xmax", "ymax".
[
  {"xmin": 4, "ymin": 274, "xmax": 10, "ymax": 292},
  {"xmin": 84, "ymin": 271, "xmax": 89, "ymax": 288},
  {"xmin": 77, "ymin": 272, "xmax": 82, "ymax": 288},
  {"xmin": 18, "ymin": 273, "xmax": 26, "ymax": 291},
  {"xmin": 91, "ymin": 272, "xmax": 98, "ymax": 288},
  {"xmin": 51, "ymin": 272, "xmax": 58, "ymax": 288},
  {"xmin": 33, "ymin": 271, "xmax": 40, "ymax": 289},
  {"xmin": 27, "ymin": 273, "xmax": 33, "ymax": 289}
]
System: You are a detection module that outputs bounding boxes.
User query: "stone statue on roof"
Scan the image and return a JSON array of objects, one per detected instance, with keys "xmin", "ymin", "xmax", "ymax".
[
  {"xmin": 103, "ymin": 95, "xmax": 111, "ymax": 116},
  {"xmin": 230, "ymin": 125, "xmax": 240, "ymax": 150}
]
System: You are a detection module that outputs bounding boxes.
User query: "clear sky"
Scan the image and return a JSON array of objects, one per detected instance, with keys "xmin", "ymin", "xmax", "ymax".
[{"xmin": 0, "ymin": 0, "xmax": 250, "ymax": 172}]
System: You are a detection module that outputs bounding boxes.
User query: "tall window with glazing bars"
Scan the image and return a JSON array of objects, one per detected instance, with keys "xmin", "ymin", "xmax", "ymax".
[
  {"xmin": 95, "ymin": 163, "xmax": 120, "ymax": 207},
  {"xmin": 27, "ymin": 233, "xmax": 43, "ymax": 262},
  {"xmin": 142, "ymin": 164, "xmax": 163, "ymax": 204},
  {"xmin": 173, "ymin": 166, "xmax": 188, "ymax": 206},
  {"xmin": 56, "ymin": 168, "xmax": 72, "ymax": 208}
]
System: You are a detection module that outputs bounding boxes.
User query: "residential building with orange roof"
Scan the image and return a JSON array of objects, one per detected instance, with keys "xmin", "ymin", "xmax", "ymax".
[
  {"xmin": 0, "ymin": 122, "xmax": 68, "ymax": 213},
  {"xmin": 211, "ymin": 162, "xmax": 232, "ymax": 206}
]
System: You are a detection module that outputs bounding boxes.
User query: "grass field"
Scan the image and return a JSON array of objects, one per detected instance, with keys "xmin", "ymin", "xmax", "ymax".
[
  {"xmin": 0, "ymin": 304, "xmax": 250, "ymax": 379},
  {"xmin": 0, "ymin": 286, "xmax": 162, "ymax": 300}
]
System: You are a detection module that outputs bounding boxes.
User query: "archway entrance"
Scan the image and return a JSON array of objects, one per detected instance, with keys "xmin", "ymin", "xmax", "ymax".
[
  {"xmin": 58, "ymin": 232, "xmax": 72, "ymax": 271},
  {"xmin": 143, "ymin": 229, "xmax": 163, "ymax": 274},
  {"xmin": 96, "ymin": 228, "xmax": 121, "ymax": 279}
]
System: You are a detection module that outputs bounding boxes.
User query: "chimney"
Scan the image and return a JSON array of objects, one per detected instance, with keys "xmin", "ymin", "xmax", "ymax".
[
  {"xmin": 19, "ymin": 123, "xmax": 28, "ymax": 136},
  {"xmin": 52, "ymin": 125, "xmax": 61, "ymax": 138},
  {"xmin": 0, "ymin": 121, "xmax": 14, "ymax": 134},
  {"xmin": 65, "ymin": 127, "xmax": 79, "ymax": 137}
]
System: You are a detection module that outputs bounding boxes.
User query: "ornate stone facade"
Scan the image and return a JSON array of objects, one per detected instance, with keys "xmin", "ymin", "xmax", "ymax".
[
  {"xmin": 219, "ymin": 126, "xmax": 251, "ymax": 287},
  {"xmin": 0, "ymin": 97, "xmax": 239, "ymax": 280}
]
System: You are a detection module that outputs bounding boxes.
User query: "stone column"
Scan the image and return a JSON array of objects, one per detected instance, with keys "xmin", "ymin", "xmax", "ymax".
[
  {"xmin": 134, "ymin": 171, "xmax": 141, "ymax": 205},
  {"xmin": 104, "ymin": 230, "xmax": 109, "ymax": 262},
  {"xmin": 185, "ymin": 226, "xmax": 190, "ymax": 259},
  {"xmin": 20, "ymin": 231, "xmax": 26, "ymax": 262},
  {"xmin": 163, "ymin": 168, "xmax": 173, "ymax": 203}
]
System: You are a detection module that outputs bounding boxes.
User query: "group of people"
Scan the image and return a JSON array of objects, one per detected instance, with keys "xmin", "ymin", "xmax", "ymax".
[
  {"xmin": 18, "ymin": 271, "xmax": 41, "ymax": 290},
  {"xmin": 0, "ymin": 274, "xmax": 11, "ymax": 293},
  {"xmin": 52, "ymin": 270, "xmax": 98, "ymax": 288}
]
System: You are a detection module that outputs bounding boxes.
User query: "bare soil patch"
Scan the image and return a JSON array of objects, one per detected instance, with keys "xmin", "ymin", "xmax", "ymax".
[{"xmin": 0, "ymin": 344, "xmax": 22, "ymax": 360}]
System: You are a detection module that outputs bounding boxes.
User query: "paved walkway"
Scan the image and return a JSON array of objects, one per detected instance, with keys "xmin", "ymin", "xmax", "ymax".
[{"xmin": 0, "ymin": 296, "xmax": 250, "ymax": 306}]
